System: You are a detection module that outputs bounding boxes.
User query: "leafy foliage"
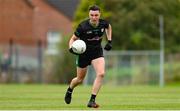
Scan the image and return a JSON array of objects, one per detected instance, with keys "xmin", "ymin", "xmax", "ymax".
[
  {"xmin": 54, "ymin": 0, "xmax": 180, "ymax": 83},
  {"xmin": 74, "ymin": 0, "xmax": 180, "ymax": 52},
  {"xmin": 103, "ymin": 0, "xmax": 180, "ymax": 52},
  {"xmin": 53, "ymin": 36, "xmax": 76, "ymax": 83}
]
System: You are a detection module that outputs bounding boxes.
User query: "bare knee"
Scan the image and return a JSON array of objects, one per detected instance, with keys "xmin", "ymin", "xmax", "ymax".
[
  {"xmin": 97, "ymin": 72, "xmax": 105, "ymax": 78},
  {"xmin": 76, "ymin": 78, "xmax": 84, "ymax": 84}
]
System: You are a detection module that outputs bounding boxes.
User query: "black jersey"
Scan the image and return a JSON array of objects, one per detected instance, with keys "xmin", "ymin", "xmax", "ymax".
[{"xmin": 74, "ymin": 19, "xmax": 109, "ymax": 50}]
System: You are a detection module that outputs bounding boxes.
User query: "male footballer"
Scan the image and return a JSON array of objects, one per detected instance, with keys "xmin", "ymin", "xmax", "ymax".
[{"xmin": 65, "ymin": 5, "xmax": 112, "ymax": 108}]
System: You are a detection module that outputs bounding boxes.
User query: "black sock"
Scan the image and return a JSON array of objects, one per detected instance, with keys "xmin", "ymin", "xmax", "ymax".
[
  {"xmin": 67, "ymin": 86, "xmax": 73, "ymax": 92},
  {"xmin": 90, "ymin": 94, "xmax": 96, "ymax": 101}
]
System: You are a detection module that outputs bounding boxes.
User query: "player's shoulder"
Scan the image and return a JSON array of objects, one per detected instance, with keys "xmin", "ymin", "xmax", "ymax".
[
  {"xmin": 99, "ymin": 19, "xmax": 109, "ymax": 28},
  {"xmin": 99, "ymin": 19, "xmax": 109, "ymax": 24},
  {"xmin": 78, "ymin": 19, "xmax": 89, "ymax": 27}
]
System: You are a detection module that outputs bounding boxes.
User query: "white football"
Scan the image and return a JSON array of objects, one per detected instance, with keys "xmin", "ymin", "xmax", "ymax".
[{"xmin": 71, "ymin": 40, "xmax": 86, "ymax": 54}]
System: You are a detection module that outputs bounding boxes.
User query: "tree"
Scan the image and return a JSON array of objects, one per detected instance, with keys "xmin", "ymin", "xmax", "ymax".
[
  {"xmin": 53, "ymin": 35, "xmax": 76, "ymax": 83},
  {"xmin": 104, "ymin": 0, "xmax": 180, "ymax": 53},
  {"xmin": 54, "ymin": 0, "xmax": 180, "ymax": 83}
]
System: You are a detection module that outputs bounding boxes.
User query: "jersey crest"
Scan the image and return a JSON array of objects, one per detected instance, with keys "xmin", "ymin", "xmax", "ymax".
[{"xmin": 101, "ymin": 28, "xmax": 104, "ymax": 32}]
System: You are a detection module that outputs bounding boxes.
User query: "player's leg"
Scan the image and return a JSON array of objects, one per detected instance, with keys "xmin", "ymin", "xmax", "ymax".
[
  {"xmin": 65, "ymin": 67, "xmax": 87, "ymax": 104},
  {"xmin": 70, "ymin": 67, "xmax": 87, "ymax": 89},
  {"xmin": 91, "ymin": 57, "xmax": 105, "ymax": 95},
  {"xmin": 87, "ymin": 57, "xmax": 105, "ymax": 108}
]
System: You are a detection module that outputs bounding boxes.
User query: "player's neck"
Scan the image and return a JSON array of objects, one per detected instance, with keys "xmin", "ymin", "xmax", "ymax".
[{"xmin": 89, "ymin": 20, "xmax": 99, "ymax": 28}]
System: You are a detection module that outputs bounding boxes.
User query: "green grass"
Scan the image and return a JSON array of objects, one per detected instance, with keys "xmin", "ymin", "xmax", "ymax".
[{"xmin": 0, "ymin": 84, "xmax": 180, "ymax": 110}]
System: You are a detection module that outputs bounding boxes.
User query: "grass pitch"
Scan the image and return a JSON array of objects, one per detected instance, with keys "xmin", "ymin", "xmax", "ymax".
[{"xmin": 0, "ymin": 84, "xmax": 180, "ymax": 110}]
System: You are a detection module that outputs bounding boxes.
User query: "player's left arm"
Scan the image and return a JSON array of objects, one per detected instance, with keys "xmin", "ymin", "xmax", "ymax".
[
  {"xmin": 104, "ymin": 24, "xmax": 112, "ymax": 51},
  {"xmin": 105, "ymin": 24, "xmax": 112, "ymax": 41}
]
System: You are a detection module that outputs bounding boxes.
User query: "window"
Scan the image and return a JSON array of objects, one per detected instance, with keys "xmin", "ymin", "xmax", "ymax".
[{"xmin": 46, "ymin": 31, "xmax": 61, "ymax": 55}]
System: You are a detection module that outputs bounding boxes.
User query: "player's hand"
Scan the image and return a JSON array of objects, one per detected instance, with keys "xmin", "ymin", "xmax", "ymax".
[
  {"xmin": 104, "ymin": 40, "xmax": 112, "ymax": 51},
  {"xmin": 69, "ymin": 48, "xmax": 79, "ymax": 55}
]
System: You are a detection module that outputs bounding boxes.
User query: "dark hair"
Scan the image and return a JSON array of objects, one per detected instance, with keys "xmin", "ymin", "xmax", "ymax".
[{"xmin": 89, "ymin": 5, "xmax": 100, "ymax": 11}]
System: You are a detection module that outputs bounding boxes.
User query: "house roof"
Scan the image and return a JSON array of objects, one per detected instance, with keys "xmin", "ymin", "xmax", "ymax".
[{"xmin": 45, "ymin": 0, "xmax": 80, "ymax": 20}]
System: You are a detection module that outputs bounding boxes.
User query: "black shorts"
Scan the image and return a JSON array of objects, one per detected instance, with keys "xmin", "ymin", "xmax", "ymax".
[{"xmin": 76, "ymin": 47, "xmax": 103, "ymax": 68}]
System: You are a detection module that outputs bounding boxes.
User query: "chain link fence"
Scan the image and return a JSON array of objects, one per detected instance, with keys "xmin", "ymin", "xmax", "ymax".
[
  {"xmin": 84, "ymin": 51, "xmax": 180, "ymax": 86},
  {"xmin": 0, "ymin": 43, "xmax": 43, "ymax": 83}
]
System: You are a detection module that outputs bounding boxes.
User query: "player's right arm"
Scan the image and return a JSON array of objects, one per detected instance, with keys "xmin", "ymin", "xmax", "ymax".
[
  {"xmin": 69, "ymin": 23, "xmax": 83, "ymax": 48},
  {"xmin": 69, "ymin": 34, "xmax": 79, "ymax": 49},
  {"xmin": 69, "ymin": 34, "xmax": 79, "ymax": 55},
  {"xmin": 69, "ymin": 23, "xmax": 83, "ymax": 54}
]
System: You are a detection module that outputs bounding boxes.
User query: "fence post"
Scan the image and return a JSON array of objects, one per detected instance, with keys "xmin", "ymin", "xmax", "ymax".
[
  {"xmin": 37, "ymin": 40, "xmax": 43, "ymax": 83},
  {"xmin": 9, "ymin": 39, "xmax": 13, "ymax": 82},
  {"xmin": 9, "ymin": 38, "xmax": 13, "ymax": 62},
  {"xmin": 159, "ymin": 15, "xmax": 165, "ymax": 87},
  {"xmin": 13, "ymin": 45, "xmax": 19, "ymax": 82}
]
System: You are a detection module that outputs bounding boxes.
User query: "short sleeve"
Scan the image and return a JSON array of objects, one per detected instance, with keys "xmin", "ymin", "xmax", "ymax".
[
  {"xmin": 104, "ymin": 20, "xmax": 109, "ymax": 29},
  {"xmin": 74, "ymin": 24, "xmax": 83, "ymax": 37}
]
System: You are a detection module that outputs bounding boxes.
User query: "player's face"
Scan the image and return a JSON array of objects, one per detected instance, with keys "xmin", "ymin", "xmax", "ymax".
[{"xmin": 89, "ymin": 10, "xmax": 100, "ymax": 24}]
